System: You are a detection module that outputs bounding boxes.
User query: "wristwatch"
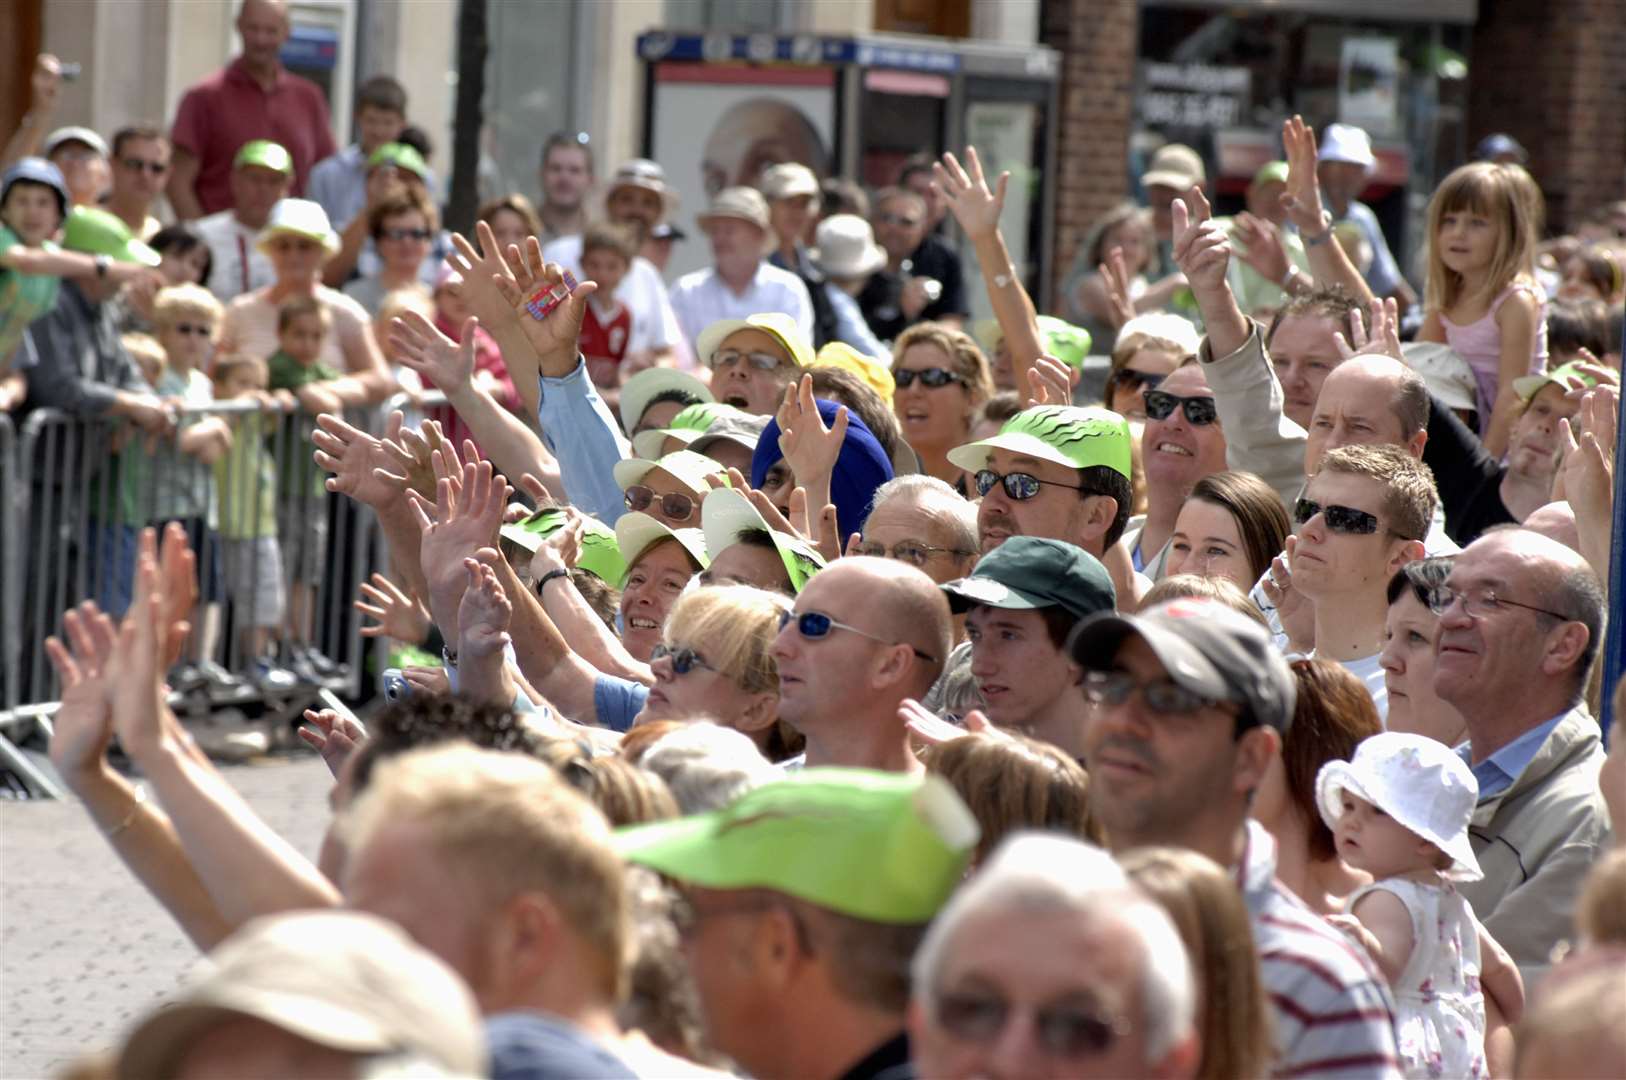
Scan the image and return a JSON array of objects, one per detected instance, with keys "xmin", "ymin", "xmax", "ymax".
[{"xmin": 1304, "ymin": 212, "xmax": 1335, "ymax": 248}]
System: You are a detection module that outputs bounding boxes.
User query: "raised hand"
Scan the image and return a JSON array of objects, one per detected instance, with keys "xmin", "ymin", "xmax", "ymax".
[
  {"xmin": 401, "ymin": 665, "xmax": 450, "ymax": 696},
  {"xmin": 412, "ymin": 458, "xmax": 512, "ymax": 613},
  {"xmin": 446, "ymin": 221, "xmax": 523, "ymax": 333},
  {"xmin": 44, "ymin": 602, "xmax": 121, "ymax": 786},
  {"xmin": 391, "ymin": 310, "xmax": 476, "ymax": 397},
  {"xmin": 1333, "ymin": 297, "xmax": 1403, "ymax": 361},
  {"xmin": 1556, "ymin": 385, "xmax": 1617, "ymax": 534},
  {"xmin": 1170, "ymin": 188, "xmax": 1230, "ymax": 299},
  {"xmin": 1098, "ymin": 246, "xmax": 1137, "ymax": 331},
  {"xmin": 1269, "ymin": 535, "xmax": 1316, "ymax": 652},
  {"xmin": 530, "ymin": 508, "xmax": 584, "ymax": 580},
  {"xmin": 387, "ymin": 415, "xmax": 446, "ymax": 503},
  {"xmin": 313, "ymin": 412, "xmax": 414, "ymax": 509},
  {"xmin": 1280, "ymin": 115, "xmax": 1331, "ymax": 236},
  {"xmin": 297, "ymin": 708, "xmax": 368, "ymax": 779},
  {"xmin": 354, "ymin": 572, "xmax": 431, "ymax": 644},
  {"xmin": 104, "ymin": 539, "xmax": 172, "ymax": 762},
  {"xmin": 775, "ymin": 374, "xmax": 848, "ymax": 495},
  {"xmin": 491, "ymin": 237, "xmax": 599, "ymax": 378},
  {"xmin": 1026, "ymin": 354, "xmax": 1075, "ymax": 409},
  {"xmin": 933, "ymin": 147, "xmax": 1008, "ymax": 242},
  {"xmin": 1233, "ymin": 211, "xmax": 1293, "ymax": 287},
  {"xmin": 458, "ymin": 555, "xmax": 513, "ymax": 660}
]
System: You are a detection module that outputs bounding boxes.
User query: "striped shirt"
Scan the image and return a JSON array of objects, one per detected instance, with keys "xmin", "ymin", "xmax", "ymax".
[{"xmin": 1238, "ymin": 821, "xmax": 1403, "ymax": 1078}]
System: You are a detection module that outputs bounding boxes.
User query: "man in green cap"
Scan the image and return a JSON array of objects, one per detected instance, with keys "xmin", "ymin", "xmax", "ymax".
[
  {"xmin": 194, "ymin": 138, "xmax": 292, "ymax": 300},
  {"xmin": 939, "ymin": 536, "xmax": 1114, "ymax": 758},
  {"xmin": 616, "ymin": 767, "xmax": 979, "ymax": 1080}
]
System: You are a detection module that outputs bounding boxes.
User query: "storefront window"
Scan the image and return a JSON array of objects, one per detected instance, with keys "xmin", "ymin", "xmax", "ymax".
[{"xmin": 483, "ymin": 2, "xmax": 587, "ymax": 205}]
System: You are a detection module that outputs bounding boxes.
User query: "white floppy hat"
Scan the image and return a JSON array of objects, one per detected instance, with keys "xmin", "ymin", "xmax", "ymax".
[
  {"xmin": 614, "ymin": 511, "xmax": 710, "ymax": 583},
  {"xmin": 809, "ymin": 214, "xmax": 887, "ymax": 280},
  {"xmin": 698, "ymin": 186, "xmax": 771, "ymax": 233},
  {"xmin": 1402, "ymin": 342, "xmax": 1478, "ymax": 415},
  {"xmin": 1316, "ymin": 732, "xmax": 1482, "ymax": 882},
  {"xmin": 1319, "ymin": 123, "xmax": 1376, "ymax": 171},
  {"xmin": 760, "ymin": 162, "xmax": 819, "ymax": 201}
]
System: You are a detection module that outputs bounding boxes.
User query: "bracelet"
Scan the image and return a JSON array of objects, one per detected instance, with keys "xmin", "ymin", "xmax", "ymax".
[
  {"xmin": 536, "ymin": 568, "xmax": 571, "ymax": 591},
  {"xmin": 103, "ymin": 785, "xmax": 146, "ymax": 838},
  {"xmin": 1304, "ymin": 212, "xmax": 1335, "ymax": 248},
  {"xmin": 442, "ymin": 645, "xmax": 458, "ymax": 670},
  {"xmin": 992, "ymin": 270, "xmax": 1015, "ymax": 289}
]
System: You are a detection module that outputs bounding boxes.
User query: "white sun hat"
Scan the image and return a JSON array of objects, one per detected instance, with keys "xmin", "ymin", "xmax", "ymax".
[
  {"xmin": 1319, "ymin": 123, "xmax": 1377, "ymax": 171},
  {"xmin": 1316, "ymin": 732, "xmax": 1482, "ymax": 882}
]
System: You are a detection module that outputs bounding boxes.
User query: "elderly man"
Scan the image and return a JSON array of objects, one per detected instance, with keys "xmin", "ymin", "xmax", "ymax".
[
  {"xmin": 772, "ymin": 557, "xmax": 951, "ymax": 771},
  {"xmin": 618, "ymin": 768, "xmax": 978, "ymax": 1080},
  {"xmin": 167, "ymin": 0, "xmax": 335, "ymax": 219},
  {"xmin": 857, "ymin": 186, "xmax": 968, "ymax": 341},
  {"xmin": 855, "ymin": 475, "xmax": 979, "ymax": 586},
  {"xmin": 193, "ymin": 139, "xmax": 292, "ymax": 301},
  {"xmin": 1430, "ymin": 527, "xmax": 1612, "ymax": 982},
  {"xmin": 909, "ymin": 834, "xmax": 1200, "ymax": 1080},
  {"xmin": 1071, "ymin": 598, "xmax": 1402, "ymax": 1078},
  {"xmin": 669, "ymin": 186, "xmax": 814, "ymax": 352},
  {"xmin": 104, "ymin": 126, "xmax": 170, "ymax": 239},
  {"xmin": 537, "ymin": 131, "xmax": 594, "ymax": 243}
]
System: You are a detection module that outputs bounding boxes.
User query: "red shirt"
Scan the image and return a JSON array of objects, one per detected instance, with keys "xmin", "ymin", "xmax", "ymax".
[
  {"xmin": 579, "ymin": 299, "xmax": 632, "ymax": 366},
  {"xmin": 170, "ymin": 57, "xmax": 337, "ymax": 215}
]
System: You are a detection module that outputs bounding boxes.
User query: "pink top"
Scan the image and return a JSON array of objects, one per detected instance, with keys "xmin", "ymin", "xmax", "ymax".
[{"xmin": 1441, "ymin": 283, "xmax": 1548, "ymax": 435}]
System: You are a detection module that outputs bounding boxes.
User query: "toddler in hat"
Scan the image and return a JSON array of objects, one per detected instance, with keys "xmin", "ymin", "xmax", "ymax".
[{"xmin": 1317, "ymin": 732, "xmax": 1524, "ymax": 1079}]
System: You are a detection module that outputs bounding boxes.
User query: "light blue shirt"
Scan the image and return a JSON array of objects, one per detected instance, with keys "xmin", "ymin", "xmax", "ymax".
[
  {"xmin": 825, "ymin": 281, "xmax": 891, "ymax": 361},
  {"xmin": 308, "ymin": 144, "xmax": 441, "ymax": 232},
  {"xmin": 593, "ymin": 675, "xmax": 647, "ymax": 732},
  {"xmin": 537, "ymin": 358, "xmax": 629, "ymax": 526},
  {"xmin": 1335, "ymin": 199, "xmax": 1404, "ymax": 299},
  {"xmin": 1457, "ymin": 711, "xmax": 1566, "ymax": 800}
]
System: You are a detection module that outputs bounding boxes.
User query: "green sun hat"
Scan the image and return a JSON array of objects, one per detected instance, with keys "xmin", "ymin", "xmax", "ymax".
[
  {"xmin": 612, "ymin": 449, "xmax": 728, "ymax": 500},
  {"xmin": 62, "ymin": 206, "xmax": 161, "ymax": 266},
  {"xmin": 630, "ymin": 401, "xmax": 743, "ymax": 459},
  {"xmin": 614, "ymin": 768, "xmax": 979, "ymax": 924},
  {"xmin": 499, "ymin": 508, "xmax": 628, "ymax": 585},
  {"xmin": 618, "ymin": 368, "xmax": 715, "ymax": 436},
  {"xmin": 613, "ymin": 512, "xmax": 710, "ymax": 586},
  {"xmin": 1511, "ymin": 360, "xmax": 1600, "ymax": 402},
  {"xmin": 233, "ymin": 139, "xmax": 294, "ymax": 176},
  {"xmin": 1250, "ymin": 160, "xmax": 1290, "ymax": 188},
  {"xmin": 940, "ymin": 536, "xmax": 1115, "ymax": 620},
  {"xmin": 1036, "ymin": 315, "xmax": 1093, "ymax": 370},
  {"xmin": 946, "ymin": 404, "xmax": 1132, "ymax": 481},
  {"xmin": 701, "ymin": 487, "xmax": 827, "ymax": 594},
  {"xmin": 366, "ymin": 142, "xmax": 431, "ymax": 183}
]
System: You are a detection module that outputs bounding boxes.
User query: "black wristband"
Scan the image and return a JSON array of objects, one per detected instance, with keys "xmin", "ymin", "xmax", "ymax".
[{"xmin": 536, "ymin": 568, "xmax": 571, "ymax": 591}]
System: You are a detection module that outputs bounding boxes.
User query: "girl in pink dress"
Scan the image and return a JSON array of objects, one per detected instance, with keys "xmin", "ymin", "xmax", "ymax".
[{"xmin": 1418, "ymin": 163, "xmax": 1547, "ymax": 458}]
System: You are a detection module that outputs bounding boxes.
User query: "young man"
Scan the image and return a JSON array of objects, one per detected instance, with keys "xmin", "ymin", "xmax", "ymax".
[
  {"xmin": 538, "ymin": 131, "xmax": 593, "ymax": 243},
  {"xmin": 1289, "ymin": 443, "xmax": 1432, "ymax": 716},
  {"xmin": 940, "ymin": 536, "xmax": 1115, "ymax": 758},
  {"xmin": 105, "ymin": 127, "xmax": 171, "ymax": 239},
  {"xmin": 669, "ymin": 187, "xmax": 814, "ymax": 352},
  {"xmin": 193, "ymin": 139, "xmax": 292, "ymax": 301},
  {"xmin": 308, "ymin": 75, "xmax": 430, "ymax": 233}
]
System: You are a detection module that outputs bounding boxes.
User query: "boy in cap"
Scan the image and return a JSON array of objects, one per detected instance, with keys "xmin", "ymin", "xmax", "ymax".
[{"xmin": 194, "ymin": 139, "xmax": 292, "ymax": 301}]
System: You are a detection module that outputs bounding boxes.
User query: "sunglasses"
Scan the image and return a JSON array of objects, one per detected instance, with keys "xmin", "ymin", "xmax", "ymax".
[
  {"xmin": 172, "ymin": 322, "xmax": 213, "ymax": 338},
  {"xmin": 624, "ymin": 485, "xmax": 696, "ymax": 522},
  {"xmin": 1293, "ymin": 498, "xmax": 1380, "ymax": 535},
  {"xmin": 1081, "ymin": 670, "xmax": 1219, "ymax": 714},
  {"xmin": 778, "ymin": 609, "xmax": 937, "ymax": 662},
  {"xmin": 710, "ymin": 349, "xmax": 784, "ymax": 373},
  {"xmin": 650, "ymin": 643, "xmax": 716, "ymax": 675},
  {"xmin": 933, "ymin": 989, "xmax": 1129, "ymax": 1059},
  {"xmin": 894, "ymin": 367, "xmax": 966, "ymax": 390},
  {"xmin": 383, "ymin": 227, "xmax": 432, "ymax": 242},
  {"xmin": 855, "ymin": 539, "xmax": 971, "ymax": 567},
  {"xmin": 120, "ymin": 157, "xmax": 167, "ymax": 175},
  {"xmin": 974, "ymin": 468, "xmax": 1086, "ymax": 502},
  {"xmin": 1109, "ymin": 368, "xmax": 1165, "ymax": 393},
  {"xmin": 1143, "ymin": 390, "xmax": 1218, "ymax": 425}
]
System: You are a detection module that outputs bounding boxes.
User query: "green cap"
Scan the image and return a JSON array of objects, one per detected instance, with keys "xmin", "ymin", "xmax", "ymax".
[
  {"xmin": 630, "ymin": 401, "xmax": 743, "ymax": 459},
  {"xmin": 62, "ymin": 206, "xmax": 160, "ymax": 266},
  {"xmin": 614, "ymin": 512, "xmax": 709, "ymax": 585},
  {"xmin": 612, "ymin": 449, "xmax": 727, "ymax": 499},
  {"xmin": 366, "ymin": 142, "xmax": 431, "ymax": 182},
  {"xmin": 1251, "ymin": 161, "xmax": 1290, "ymax": 188},
  {"xmin": 234, "ymin": 139, "xmax": 294, "ymax": 176},
  {"xmin": 1511, "ymin": 360, "xmax": 1599, "ymax": 402},
  {"xmin": 1036, "ymin": 315, "xmax": 1093, "ymax": 370},
  {"xmin": 946, "ymin": 405, "xmax": 1132, "ymax": 481},
  {"xmin": 615, "ymin": 768, "xmax": 979, "ymax": 924},
  {"xmin": 618, "ymin": 368, "xmax": 714, "ymax": 436},
  {"xmin": 940, "ymin": 536, "xmax": 1115, "ymax": 620},
  {"xmin": 701, "ymin": 487, "xmax": 826, "ymax": 594},
  {"xmin": 499, "ymin": 509, "xmax": 628, "ymax": 586}
]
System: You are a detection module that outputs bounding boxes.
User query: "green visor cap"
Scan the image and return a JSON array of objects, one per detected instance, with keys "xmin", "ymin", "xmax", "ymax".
[
  {"xmin": 366, "ymin": 142, "xmax": 431, "ymax": 182},
  {"xmin": 615, "ymin": 768, "xmax": 979, "ymax": 924},
  {"xmin": 499, "ymin": 509, "xmax": 628, "ymax": 585},
  {"xmin": 1510, "ymin": 360, "xmax": 1599, "ymax": 402},
  {"xmin": 701, "ymin": 487, "xmax": 826, "ymax": 594},
  {"xmin": 946, "ymin": 405, "xmax": 1132, "ymax": 481},
  {"xmin": 1036, "ymin": 315, "xmax": 1093, "ymax": 369},
  {"xmin": 941, "ymin": 536, "xmax": 1115, "ymax": 621},
  {"xmin": 62, "ymin": 206, "xmax": 161, "ymax": 266},
  {"xmin": 234, "ymin": 139, "xmax": 294, "ymax": 176},
  {"xmin": 630, "ymin": 401, "xmax": 744, "ymax": 459},
  {"xmin": 614, "ymin": 512, "xmax": 709, "ymax": 585}
]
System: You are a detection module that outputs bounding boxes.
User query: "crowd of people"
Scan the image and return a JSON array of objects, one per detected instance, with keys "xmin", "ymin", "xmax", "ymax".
[{"xmin": 3, "ymin": 0, "xmax": 1624, "ymax": 1077}]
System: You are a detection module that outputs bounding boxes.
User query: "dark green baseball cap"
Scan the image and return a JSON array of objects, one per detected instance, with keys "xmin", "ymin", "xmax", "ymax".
[{"xmin": 940, "ymin": 536, "xmax": 1115, "ymax": 621}]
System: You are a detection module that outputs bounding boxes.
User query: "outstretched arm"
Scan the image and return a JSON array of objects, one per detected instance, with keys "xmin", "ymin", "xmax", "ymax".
[{"xmin": 1280, "ymin": 115, "xmax": 1374, "ymax": 305}]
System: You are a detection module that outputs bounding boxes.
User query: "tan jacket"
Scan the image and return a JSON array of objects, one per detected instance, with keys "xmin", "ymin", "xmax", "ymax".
[
  {"xmin": 1197, "ymin": 322, "xmax": 1308, "ymax": 513},
  {"xmin": 1456, "ymin": 707, "xmax": 1613, "ymax": 985}
]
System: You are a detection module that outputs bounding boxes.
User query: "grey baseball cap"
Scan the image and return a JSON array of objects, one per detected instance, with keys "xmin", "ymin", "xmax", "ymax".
[{"xmin": 1067, "ymin": 597, "xmax": 1296, "ymax": 732}]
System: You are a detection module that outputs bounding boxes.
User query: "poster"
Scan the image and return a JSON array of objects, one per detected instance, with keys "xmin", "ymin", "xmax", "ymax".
[{"xmin": 1339, "ymin": 38, "xmax": 1400, "ymax": 138}]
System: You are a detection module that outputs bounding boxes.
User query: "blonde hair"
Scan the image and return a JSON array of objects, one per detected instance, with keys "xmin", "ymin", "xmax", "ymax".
[
  {"xmin": 338, "ymin": 744, "xmax": 630, "ymax": 1001},
  {"xmin": 1425, "ymin": 162, "xmax": 1538, "ymax": 313},
  {"xmin": 151, "ymin": 283, "xmax": 224, "ymax": 338},
  {"xmin": 893, "ymin": 322, "xmax": 995, "ymax": 407},
  {"xmin": 120, "ymin": 332, "xmax": 166, "ymax": 382},
  {"xmin": 926, "ymin": 731, "xmax": 1100, "ymax": 862},
  {"xmin": 663, "ymin": 584, "xmax": 789, "ymax": 695},
  {"xmin": 1577, "ymin": 847, "xmax": 1626, "ymax": 946},
  {"xmin": 1122, "ymin": 847, "xmax": 1274, "ymax": 1080}
]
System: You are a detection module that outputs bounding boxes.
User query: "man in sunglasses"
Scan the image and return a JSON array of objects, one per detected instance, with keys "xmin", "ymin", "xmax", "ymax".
[
  {"xmin": 105, "ymin": 126, "xmax": 170, "ymax": 240},
  {"xmin": 858, "ymin": 187, "xmax": 969, "ymax": 341},
  {"xmin": 1119, "ymin": 362, "xmax": 1229, "ymax": 578},
  {"xmin": 910, "ymin": 835, "xmax": 1200, "ymax": 1080},
  {"xmin": 772, "ymin": 557, "xmax": 951, "ymax": 772},
  {"xmin": 1071, "ymin": 598, "xmax": 1401, "ymax": 1078},
  {"xmin": 1431, "ymin": 527, "xmax": 1609, "ymax": 983},
  {"xmin": 1287, "ymin": 444, "xmax": 1432, "ymax": 716},
  {"xmin": 611, "ymin": 448, "xmax": 724, "ymax": 530}
]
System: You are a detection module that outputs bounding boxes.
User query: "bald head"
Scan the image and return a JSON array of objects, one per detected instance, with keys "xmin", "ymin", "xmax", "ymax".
[
  {"xmin": 1305, "ymin": 354, "xmax": 1430, "ymax": 472},
  {"xmin": 1521, "ymin": 501, "xmax": 1581, "ymax": 553},
  {"xmin": 237, "ymin": 0, "xmax": 291, "ymax": 70},
  {"xmin": 838, "ymin": 557, "xmax": 953, "ymax": 692}
]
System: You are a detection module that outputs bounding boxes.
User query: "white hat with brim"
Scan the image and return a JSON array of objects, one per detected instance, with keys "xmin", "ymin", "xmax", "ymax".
[
  {"xmin": 695, "ymin": 312, "xmax": 815, "ymax": 371},
  {"xmin": 1402, "ymin": 342, "xmax": 1479, "ymax": 414},
  {"xmin": 256, "ymin": 198, "xmax": 340, "ymax": 256},
  {"xmin": 618, "ymin": 368, "xmax": 714, "ymax": 436},
  {"xmin": 1140, "ymin": 144, "xmax": 1206, "ymax": 192},
  {"xmin": 702, "ymin": 488, "xmax": 825, "ymax": 594},
  {"xmin": 809, "ymin": 214, "xmax": 887, "ymax": 279},
  {"xmin": 607, "ymin": 158, "xmax": 680, "ymax": 216},
  {"xmin": 697, "ymin": 186, "xmax": 772, "ymax": 233},
  {"xmin": 1319, "ymin": 123, "xmax": 1377, "ymax": 171},
  {"xmin": 632, "ymin": 427, "xmax": 703, "ymax": 460},
  {"xmin": 760, "ymin": 162, "xmax": 820, "ymax": 201},
  {"xmin": 614, "ymin": 512, "xmax": 710, "ymax": 584},
  {"xmin": 1315, "ymin": 732, "xmax": 1483, "ymax": 882},
  {"xmin": 612, "ymin": 449, "xmax": 726, "ymax": 500}
]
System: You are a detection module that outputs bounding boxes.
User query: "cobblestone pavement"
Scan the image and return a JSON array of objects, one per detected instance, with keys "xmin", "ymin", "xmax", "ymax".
[{"xmin": 0, "ymin": 754, "xmax": 332, "ymax": 1078}]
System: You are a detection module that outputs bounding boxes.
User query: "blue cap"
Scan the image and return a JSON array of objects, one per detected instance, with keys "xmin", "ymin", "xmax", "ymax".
[
  {"xmin": 1474, "ymin": 133, "xmax": 1527, "ymax": 164},
  {"xmin": 1, "ymin": 157, "xmax": 70, "ymax": 219}
]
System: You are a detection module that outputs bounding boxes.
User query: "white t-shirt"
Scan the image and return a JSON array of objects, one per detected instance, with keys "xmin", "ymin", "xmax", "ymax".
[
  {"xmin": 668, "ymin": 261, "xmax": 814, "ymax": 352},
  {"xmin": 541, "ymin": 235, "xmax": 684, "ymax": 362},
  {"xmin": 1324, "ymin": 650, "xmax": 1388, "ymax": 724},
  {"xmin": 196, "ymin": 210, "xmax": 275, "ymax": 303}
]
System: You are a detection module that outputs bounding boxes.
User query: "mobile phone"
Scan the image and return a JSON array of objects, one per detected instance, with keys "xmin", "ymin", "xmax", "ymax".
[
  {"xmin": 382, "ymin": 668, "xmax": 410, "ymax": 701},
  {"xmin": 58, "ymin": 61, "xmax": 82, "ymax": 81}
]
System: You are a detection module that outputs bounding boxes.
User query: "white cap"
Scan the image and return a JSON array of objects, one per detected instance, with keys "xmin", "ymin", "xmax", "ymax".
[
  {"xmin": 617, "ymin": 368, "xmax": 713, "ymax": 435},
  {"xmin": 614, "ymin": 511, "xmax": 709, "ymax": 581},
  {"xmin": 1319, "ymin": 123, "xmax": 1376, "ymax": 170},
  {"xmin": 809, "ymin": 214, "xmax": 887, "ymax": 280},
  {"xmin": 1402, "ymin": 342, "xmax": 1478, "ymax": 414},
  {"xmin": 760, "ymin": 162, "xmax": 819, "ymax": 201},
  {"xmin": 1116, "ymin": 312, "xmax": 1201, "ymax": 357}
]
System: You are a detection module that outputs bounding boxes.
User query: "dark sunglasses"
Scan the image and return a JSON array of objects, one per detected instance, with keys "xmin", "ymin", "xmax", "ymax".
[
  {"xmin": 624, "ymin": 485, "xmax": 696, "ymax": 522},
  {"xmin": 650, "ymin": 643, "xmax": 716, "ymax": 675},
  {"xmin": 120, "ymin": 157, "xmax": 167, "ymax": 175},
  {"xmin": 778, "ymin": 609, "xmax": 937, "ymax": 662},
  {"xmin": 933, "ymin": 989, "xmax": 1129, "ymax": 1059},
  {"xmin": 1109, "ymin": 368, "xmax": 1165, "ymax": 393},
  {"xmin": 382, "ymin": 227, "xmax": 432, "ymax": 242},
  {"xmin": 974, "ymin": 468, "xmax": 1085, "ymax": 502},
  {"xmin": 855, "ymin": 539, "xmax": 971, "ymax": 567},
  {"xmin": 172, "ymin": 322, "xmax": 213, "ymax": 338},
  {"xmin": 1294, "ymin": 498, "xmax": 1380, "ymax": 535},
  {"xmin": 1143, "ymin": 390, "xmax": 1218, "ymax": 425},
  {"xmin": 894, "ymin": 367, "xmax": 966, "ymax": 390},
  {"xmin": 1080, "ymin": 670, "xmax": 1219, "ymax": 714}
]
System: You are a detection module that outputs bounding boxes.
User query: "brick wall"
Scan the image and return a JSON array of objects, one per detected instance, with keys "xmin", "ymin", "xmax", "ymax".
[
  {"xmin": 1468, "ymin": 0, "xmax": 1626, "ymax": 233},
  {"xmin": 1041, "ymin": 0, "xmax": 1140, "ymax": 304}
]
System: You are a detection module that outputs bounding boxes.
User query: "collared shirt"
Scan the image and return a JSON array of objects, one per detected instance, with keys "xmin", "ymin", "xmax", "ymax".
[
  {"xmin": 1235, "ymin": 820, "xmax": 1403, "ymax": 1078},
  {"xmin": 1457, "ymin": 712, "xmax": 1565, "ymax": 800},
  {"xmin": 668, "ymin": 260, "xmax": 815, "ymax": 353},
  {"xmin": 194, "ymin": 209, "xmax": 275, "ymax": 302},
  {"xmin": 484, "ymin": 1011, "xmax": 637, "ymax": 1080},
  {"xmin": 170, "ymin": 57, "xmax": 337, "ymax": 214},
  {"xmin": 536, "ymin": 357, "xmax": 630, "ymax": 526},
  {"xmin": 307, "ymin": 143, "xmax": 441, "ymax": 233}
]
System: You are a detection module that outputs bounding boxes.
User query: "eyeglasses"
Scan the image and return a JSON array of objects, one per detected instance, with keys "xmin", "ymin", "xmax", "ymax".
[
  {"xmin": 624, "ymin": 485, "xmax": 696, "ymax": 522},
  {"xmin": 710, "ymin": 349, "xmax": 784, "ymax": 373},
  {"xmin": 855, "ymin": 539, "xmax": 973, "ymax": 567},
  {"xmin": 878, "ymin": 212, "xmax": 921, "ymax": 228},
  {"xmin": 1425, "ymin": 585, "xmax": 1571, "ymax": 622},
  {"xmin": 1108, "ymin": 368, "xmax": 1165, "ymax": 393},
  {"xmin": 894, "ymin": 367, "xmax": 967, "ymax": 390},
  {"xmin": 932, "ymin": 989, "xmax": 1130, "ymax": 1059},
  {"xmin": 172, "ymin": 322, "xmax": 213, "ymax": 338},
  {"xmin": 382, "ymin": 227, "xmax": 432, "ymax": 242},
  {"xmin": 649, "ymin": 643, "xmax": 716, "ymax": 675},
  {"xmin": 1080, "ymin": 670, "xmax": 1222, "ymax": 714},
  {"xmin": 778, "ymin": 609, "xmax": 937, "ymax": 662},
  {"xmin": 1143, "ymin": 390, "xmax": 1218, "ymax": 425},
  {"xmin": 119, "ymin": 157, "xmax": 167, "ymax": 175},
  {"xmin": 1293, "ymin": 498, "xmax": 1381, "ymax": 536},
  {"xmin": 974, "ymin": 468, "xmax": 1085, "ymax": 502}
]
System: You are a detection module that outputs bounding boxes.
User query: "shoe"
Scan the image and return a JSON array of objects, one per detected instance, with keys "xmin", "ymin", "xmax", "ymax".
[
  {"xmin": 251, "ymin": 658, "xmax": 301, "ymax": 694},
  {"xmin": 196, "ymin": 659, "xmax": 246, "ymax": 694},
  {"xmin": 286, "ymin": 652, "xmax": 324, "ymax": 687},
  {"xmin": 304, "ymin": 647, "xmax": 348, "ymax": 679},
  {"xmin": 167, "ymin": 662, "xmax": 204, "ymax": 693}
]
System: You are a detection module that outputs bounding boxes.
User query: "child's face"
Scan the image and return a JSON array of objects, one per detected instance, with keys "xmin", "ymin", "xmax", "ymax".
[
  {"xmin": 581, "ymin": 247, "xmax": 630, "ymax": 296},
  {"xmin": 279, "ymin": 313, "xmax": 327, "ymax": 364},
  {"xmin": 217, "ymin": 366, "xmax": 265, "ymax": 399},
  {"xmin": 158, "ymin": 314, "xmax": 216, "ymax": 372},
  {"xmin": 1333, "ymin": 792, "xmax": 1434, "ymax": 878},
  {"xmin": 1, "ymin": 184, "xmax": 63, "ymax": 246},
  {"xmin": 435, "ymin": 281, "xmax": 472, "ymax": 326}
]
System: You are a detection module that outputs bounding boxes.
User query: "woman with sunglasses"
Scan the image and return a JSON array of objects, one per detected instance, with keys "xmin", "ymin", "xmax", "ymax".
[
  {"xmin": 1119, "ymin": 362, "xmax": 1229, "ymax": 579},
  {"xmin": 1101, "ymin": 314, "xmax": 1199, "ymax": 421},
  {"xmin": 1165, "ymin": 470, "xmax": 1291, "ymax": 593},
  {"xmin": 890, "ymin": 322, "xmax": 994, "ymax": 488},
  {"xmin": 341, "ymin": 189, "xmax": 438, "ymax": 317},
  {"xmin": 612, "ymin": 448, "xmax": 725, "ymax": 530}
]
